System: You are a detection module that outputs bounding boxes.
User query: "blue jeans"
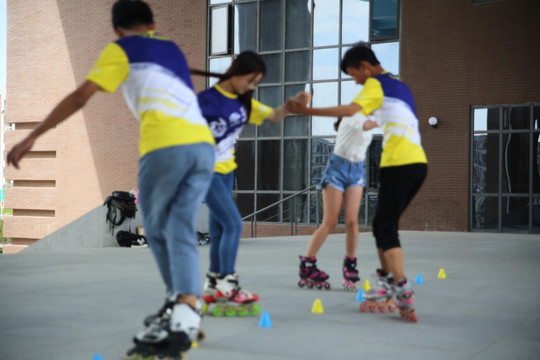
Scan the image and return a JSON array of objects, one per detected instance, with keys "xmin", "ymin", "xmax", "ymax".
[
  {"xmin": 205, "ymin": 172, "xmax": 243, "ymax": 275},
  {"xmin": 138, "ymin": 143, "xmax": 214, "ymax": 297}
]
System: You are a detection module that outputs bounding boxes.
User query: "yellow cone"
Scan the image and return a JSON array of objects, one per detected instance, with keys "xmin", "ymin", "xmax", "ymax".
[
  {"xmin": 363, "ymin": 279, "xmax": 371, "ymax": 291},
  {"xmin": 438, "ymin": 268, "xmax": 447, "ymax": 279},
  {"xmin": 191, "ymin": 341, "xmax": 198, "ymax": 349},
  {"xmin": 311, "ymin": 298, "xmax": 324, "ymax": 314}
]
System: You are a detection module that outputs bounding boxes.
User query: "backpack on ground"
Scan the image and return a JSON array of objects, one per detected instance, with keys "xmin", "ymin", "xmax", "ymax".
[
  {"xmin": 104, "ymin": 191, "xmax": 137, "ymax": 233},
  {"xmin": 116, "ymin": 230, "xmax": 148, "ymax": 248}
]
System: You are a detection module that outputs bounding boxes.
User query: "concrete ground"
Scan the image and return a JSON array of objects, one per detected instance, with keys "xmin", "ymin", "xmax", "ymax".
[{"xmin": 0, "ymin": 231, "xmax": 539, "ymax": 360}]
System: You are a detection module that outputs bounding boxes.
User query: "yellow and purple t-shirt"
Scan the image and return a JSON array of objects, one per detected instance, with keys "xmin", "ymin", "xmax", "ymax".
[
  {"xmin": 86, "ymin": 31, "xmax": 214, "ymax": 157},
  {"xmin": 198, "ymin": 84, "xmax": 273, "ymax": 174},
  {"xmin": 353, "ymin": 72, "xmax": 427, "ymax": 168}
]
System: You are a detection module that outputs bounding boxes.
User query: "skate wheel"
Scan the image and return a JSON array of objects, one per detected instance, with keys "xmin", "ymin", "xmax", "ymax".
[
  {"xmin": 378, "ymin": 304, "xmax": 388, "ymax": 313},
  {"xmin": 201, "ymin": 302, "xmax": 209, "ymax": 315},
  {"xmin": 197, "ymin": 329, "xmax": 206, "ymax": 342},
  {"xmin": 369, "ymin": 304, "xmax": 378, "ymax": 313},
  {"xmin": 307, "ymin": 282, "xmax": 314, "ymax": 289},
  {"xmin": 316, "ymin": 283, "xmax": 323, "ymax": 290},
  {"xmin": 225, "ymin": 305, "xmax": 236, "ymax": 317},
  {"xmin": 236, "ymin": 305, "xmax": 248, "ymax": 317},
  {"xmin": 298, "ymin": 280, "xmax": 306, "ymax": 288},
  {"xmin": 400, "ymin": 308, "xmax": 418, "ymax": 323},
  {"xmin": 324, "ymin": 282, "xmax": 331, "ymax": 290},
  {"xmin": 360, "ymin": 301, "xmax": 368, "ymax": 312},
  {"xmin": 212, "ymin": 305, "xmax": 224, "ymax": 317},
  {"xmin": 248, "ymin": 303, "xmax": 261, "ymax": 316}
]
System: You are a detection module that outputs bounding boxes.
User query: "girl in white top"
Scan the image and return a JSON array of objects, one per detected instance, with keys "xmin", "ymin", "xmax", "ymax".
[{"xmin": 298, "ymin": 113, "xmax": 373, "ymax": 291}]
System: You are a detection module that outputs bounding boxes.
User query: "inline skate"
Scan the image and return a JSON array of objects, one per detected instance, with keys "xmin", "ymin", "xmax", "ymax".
[
  {"xmin": 360, "ymin": 269, "xmax": 397, "ymax": 313},
  {"xmin": 298, "ymin": 256, "xmax": 331, "ymax": 290},
  {"xmin": 124, "ymin": 302, "xmax": 201, "ymax": 360},
  {"xmin": 393, "ymin": 278, "xmax": 417, "ymax": 323},
  {"xmin": 342, "ymin": 256, "xmax": 360, "ymax": 291},
  {"xmin": 203, "ymin": 273, "xmax": 260, "ymax": 317}
]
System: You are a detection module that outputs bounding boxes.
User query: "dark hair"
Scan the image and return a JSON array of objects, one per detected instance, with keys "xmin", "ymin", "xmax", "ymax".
[
  {"xmin": 192, "ymin": 51, "xmax": 266, "ymax": 116},
  {"xmin": 334, "ymin": 118, "xmax": 342, "ymax": 132},
  {"xmin": 340, "ymin": 43, "xmax": 380, "ymax": 74},
  {"xmin": 112, "ymin": 0, "xmax": 154, "ymax": 30}
]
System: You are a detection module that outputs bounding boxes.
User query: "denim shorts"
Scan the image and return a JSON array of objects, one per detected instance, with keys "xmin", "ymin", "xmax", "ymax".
[{"xmin": 318, "ymin": 153, "xmax": 365, "ymax": 192}]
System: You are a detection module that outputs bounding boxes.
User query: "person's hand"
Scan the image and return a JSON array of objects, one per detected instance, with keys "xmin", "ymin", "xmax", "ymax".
[
  {"xmin": 286, "ymin": 92, "xmax": 311, "ymax": 114},
  {"xmin": 7, "ymin": 137, "xmax": 35, "ymax": 169}
]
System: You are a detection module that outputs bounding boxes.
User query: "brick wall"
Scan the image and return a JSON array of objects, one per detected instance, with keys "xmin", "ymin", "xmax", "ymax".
[
  {"xmin": 5, "ymin": 0, "xmax": 207, "ymax": 245},
  {"xmin": 399, "ymin": 0, "xmax": 540, "ymax": 231}
]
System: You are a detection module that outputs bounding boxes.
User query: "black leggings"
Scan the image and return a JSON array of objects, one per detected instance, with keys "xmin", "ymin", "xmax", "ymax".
[{"xmin": 373, "ymin": 163, "xmax": 427, "ymax": 251}]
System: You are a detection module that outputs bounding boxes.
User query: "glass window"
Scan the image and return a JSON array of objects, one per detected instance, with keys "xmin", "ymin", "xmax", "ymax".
[
  {"xmin": 342, "ymin": 0, "xmax": 370, "ymax": 44},
  {"xmin": 501, "ymin": 196, "xmax": 529, "ymax": 232},
  {"xmin": 534, "ymin": 106, "xmax": 540, "ymax": 130},
  {"xmin": 283, "ymin": 194, "xmax": 308, "ymax": 223},
  {"xmin": 258, "ymin": 86, "xmax": 282, "ymax": 137},
  {"xmin": 209, "ymin": 57, "xmax": 232, "ymax": 86},
  {"xmin": 341, "ymin": 81, "xmax": 361, "ymax": 105},
  {"xmin": 286, "ymin": 0, "xmax": 311, "ymax": 49},
  {"xmin": 502, "ymin": 133, "xmax": 529, "ymax": 194},
  {"xmin": 504, "ymin": 106, "xmax": 530, "ymax": 130},
  {"xmin": 235, "ymin": 193, "xmax": 254, "ymax": 218},
  {"xmin": 285, "ymin": 51, "xmax": 310, "ymax": 82},
  {"xmin": 235, "ymin": 141, "xmax": 255, "ymax": 190},
  {"xmin": 371, "ymin": 0, "xmax": 399, "ymax": 40},
  {"xmin": 256, "ymin": 194, "xmax": 281, "ymax": 222},
  {"xmin": 372, "ymin": 41, "xmax": 400, "ymax": 75},
  {"xmin": 313, "ymin": 0, "xmax": 339, "ymax": 47},
  {"xmin": 285, "ymin": 84, "xmax": 310, "ymax": 102},
  {"xmin": 261, "ymin": 53, "xmax": 282, "ymax": 84},
  {"xmin": 257, "ymin": 140, "xmax": 280, "ymax": 190},
  {"xmin": 367, "ymin": 138, "xmax": 382, "ymax": 189},
  {"xmin": 535, "ymin": 134, "xmax": 540, "ymax": 194},
  {"xmin": 311, "ymin": 137, "xmax": 335, "ymax": 185},
  {"xmin": 234, "ymin": 2, "xmax": 257, "ymax": 53},
  {"xmin": 284, "ymin": 139, "xmax": 309, "ymax": 191},
  {"xmin": 472, "ymin": 196, "xmax": 498, "ymax": 230},
  {"xmin": 313, "ymin": 48, "xmax": 339, "ymax": 81},
  {"xmin": 533, "ymin": 197, "xmax": 540, "ymax": 232},
  {"xmin": 284, "ymin": 115, "xmax": 309, "ymax": 137},
  {"xmin": 312, "ymin": 82, "xmax": 338, "ymax": 136},
  {"xmin": 239, "ymin": 123, "xmax": 256, "ymax": 138},
  {"xmin": 210, "ymin": 0, "xmax": 229, "ymax": 4},
  {"xmin": 260, "ymin": 0, "xmax": 283, "ymax": 51},
  {"xmin": 211, "ymin": 5, "xmax": 231, "ymax": 55},
  {"xmin": 472, "ymin": 132, "xmax": 499, "ymax": 194}
]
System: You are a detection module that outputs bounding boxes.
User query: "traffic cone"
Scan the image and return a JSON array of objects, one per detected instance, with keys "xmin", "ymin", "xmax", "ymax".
[
  {"xmin": 191, "ymin": 341, "xmax": 198, "ymax": 348},
  {"xmin": 355, "ymin": 289, "xmax": 365, "ymax": 301},
  {"xmin": 414, "ymin": 273, "xmax": 424, "ymax": 284},
  {"xmin": 363, "ymin": 279, "xmax": 371, "ymax": 291},
  {"xmin": 93, "ymin": 354, "xmax": 103, "ymax": 360},
  {"xmin": 259, "ymin": 311, "xmax": 272, "ymax": 328},
  {"xmin": 311, "ymin": 298, "xmax": 324, "ymax": 314},
  {"xmin": 438, "ymin": 268, "xmax": 447, "ymax": 279}
]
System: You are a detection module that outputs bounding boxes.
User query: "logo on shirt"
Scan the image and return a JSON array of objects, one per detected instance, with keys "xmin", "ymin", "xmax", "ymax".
[{"xmin": 210, "ymin": 117, "xmax": 228, "ymax": 138}]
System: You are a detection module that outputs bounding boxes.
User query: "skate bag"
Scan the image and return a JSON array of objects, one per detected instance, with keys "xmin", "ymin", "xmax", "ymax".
[
  {"xmin": 104, "ymin": 191, "xmax": 137, "ymax": 233},
  {"xmin": 116, "ymin": 230, "xmax": 147, "ymax": 248}
]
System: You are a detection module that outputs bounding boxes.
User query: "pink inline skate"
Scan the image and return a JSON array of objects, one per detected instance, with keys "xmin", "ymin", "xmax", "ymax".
[
  {"xmin": 298, "ymin": 256, "xmax": 331, "ymax": 290},
  {"xmin": 342, "ymin": 256, "xmax": 360, "ymax": 291}
]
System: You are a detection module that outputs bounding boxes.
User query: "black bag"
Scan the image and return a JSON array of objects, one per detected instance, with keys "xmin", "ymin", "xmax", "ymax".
[
  {"xmin": 116, "ymin": 230, "xmax": 147, "ymax": 248},
  {"xmin": 104, "ymin": 191, "xmax": 137, "ymax": 233}
]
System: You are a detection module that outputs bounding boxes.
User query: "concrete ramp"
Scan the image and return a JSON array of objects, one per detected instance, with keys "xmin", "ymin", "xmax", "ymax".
[{"xmin": 22, "ymin": 203, "xmax": 209, "ymax": 253}]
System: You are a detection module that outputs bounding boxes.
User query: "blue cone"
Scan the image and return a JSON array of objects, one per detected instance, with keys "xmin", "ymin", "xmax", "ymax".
[
  {"xmin": 355, "ymin": 289, "xmax": 365, "ymax": 301},
  {"xmin": 414, "ymin": 273, "xmax": 424, "ymax": 285},
  {"xmin": 259, "ymin": 311, "xmax": 272, "ymax": 328},
  {"xmin": 93, "ymin": 354, "xmax": 103, "ymax": 360}
]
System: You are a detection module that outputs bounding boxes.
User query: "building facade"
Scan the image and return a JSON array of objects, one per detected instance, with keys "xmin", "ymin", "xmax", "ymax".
[{"xmin": 4, "ymin": 0, "xmax": 540, "ymax": 248}]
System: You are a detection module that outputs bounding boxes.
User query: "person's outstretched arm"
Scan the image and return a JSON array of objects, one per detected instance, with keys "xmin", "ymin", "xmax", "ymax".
[
  {"xmin": 266, "ymin": 91, "xmax": 311, "ymax": 123},
  {"xmin": 7, "ymin": 80, "xmax": 100, "ymax": 169},
  {"xmin": 286, "ymin": 98, "xmax": 362, "ymax": 118}
]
